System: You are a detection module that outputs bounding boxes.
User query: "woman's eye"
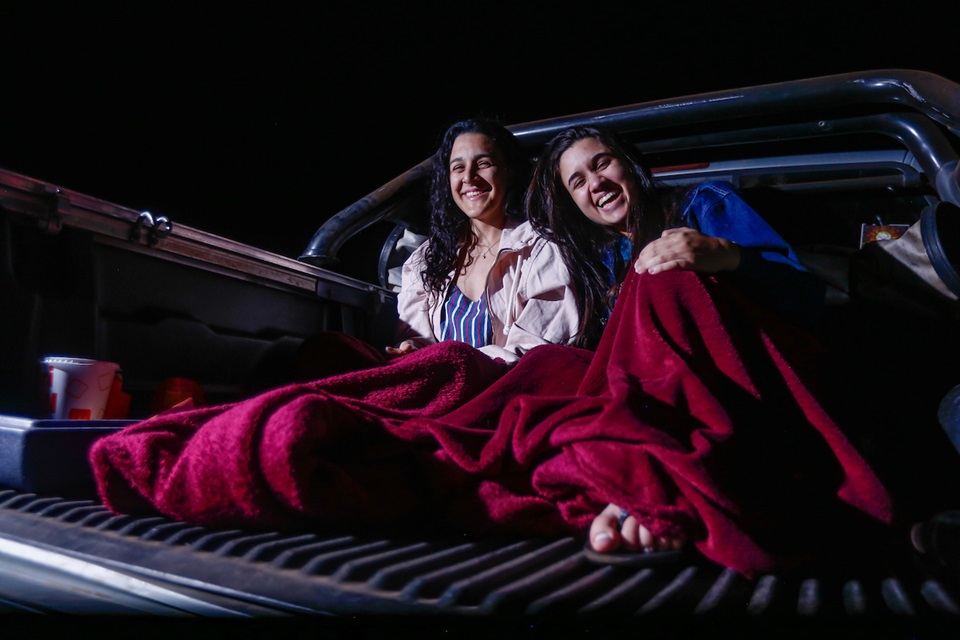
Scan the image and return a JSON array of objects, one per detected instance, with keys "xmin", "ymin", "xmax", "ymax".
[{"xmin": 597, "ymin": 158, "xmax": 611, "ymax": 170}]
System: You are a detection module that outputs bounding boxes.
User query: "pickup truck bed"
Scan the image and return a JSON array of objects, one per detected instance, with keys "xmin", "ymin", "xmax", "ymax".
[{"xmin": 1, "ymin": 70, "xmax": 959, "ymax": 635}]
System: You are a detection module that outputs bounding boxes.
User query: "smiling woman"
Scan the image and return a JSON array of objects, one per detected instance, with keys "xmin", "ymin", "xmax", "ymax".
[
  {"xmin": 522, "ymin": 123, "xmax": 891, "ymax": 568},
  {"xmin": 527, "ymin": 125, "xmax": 827, "ymax": 349},
  {"xmin": 392, "ymin": 117, "xmax": 581, "ymax": 363},
  {"xmin": 445, "ymin": 132, "xmax": 511, "ymax": 300},
  {"xmin": 558, "ymin": 135, "xmax": 647, "ymax": 232}
]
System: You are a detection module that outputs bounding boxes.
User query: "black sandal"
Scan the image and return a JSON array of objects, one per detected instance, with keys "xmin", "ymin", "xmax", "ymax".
[{"xmin": 581, "ymin": 540, "xmax": 691, "ymax": 567}]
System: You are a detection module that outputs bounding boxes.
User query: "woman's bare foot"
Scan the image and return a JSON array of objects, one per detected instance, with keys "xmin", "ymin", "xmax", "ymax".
[{"xmin": 589, "ymin": 503, "xmax": 686, "ymax": 554}]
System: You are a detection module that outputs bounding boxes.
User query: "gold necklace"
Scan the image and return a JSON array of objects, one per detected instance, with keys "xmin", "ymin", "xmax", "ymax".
[{"xmin": 475, "ymin": 239, "xmax": 501, "ymax": 260}]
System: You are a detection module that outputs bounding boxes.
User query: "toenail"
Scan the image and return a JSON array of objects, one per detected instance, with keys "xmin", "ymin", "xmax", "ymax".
[{"xmin": 595, "ymin": 533, "xmax": 612, "ymax": 544}]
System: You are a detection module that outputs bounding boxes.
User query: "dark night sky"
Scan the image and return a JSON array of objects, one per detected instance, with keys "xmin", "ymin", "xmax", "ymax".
[{"xmin": 2, "ymin": 2, "xmax": 957, "ymax": 259}]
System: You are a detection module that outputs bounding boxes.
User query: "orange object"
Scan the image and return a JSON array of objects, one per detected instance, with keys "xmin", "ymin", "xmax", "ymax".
[
  {"xmin": 103, "ymin": 373, "xmax": 132, "ymax": 419},
  {"xmin": 150, "ymin": 377, "xmax": 207, "ymax": 415}
]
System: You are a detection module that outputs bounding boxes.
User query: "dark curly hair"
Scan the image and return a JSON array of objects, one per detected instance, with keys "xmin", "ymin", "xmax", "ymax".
[
  {"xmin": 420, "ymin": 118, "xmax": 530, "ymax": 297},
  {"xmin": 526, "ymin": 125, "xmax": 684, "ymax": 348}
]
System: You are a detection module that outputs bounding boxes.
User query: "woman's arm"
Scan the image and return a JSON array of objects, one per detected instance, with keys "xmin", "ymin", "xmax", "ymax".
[
  {"xmin": 634, "ymin": 226, "xmax": 741, "ymax": 275},
  {"xmin": 393, "ymin": 243, "xmax": 441, "ymax": 354},
  {"xmin": 637, "ymin": 181, "xmax": 826, "ymax": 328}
]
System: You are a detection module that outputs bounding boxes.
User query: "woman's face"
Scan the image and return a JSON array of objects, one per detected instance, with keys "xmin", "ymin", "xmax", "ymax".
[
  {"xmin": 449, "ymin": 133, "xmax": 510, "ymax": 226},
  {"xmin": 558, "ymin": 137, "xmax": 638, "ymax": 233}
]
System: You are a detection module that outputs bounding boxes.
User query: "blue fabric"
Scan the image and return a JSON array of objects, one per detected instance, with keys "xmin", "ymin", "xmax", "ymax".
[
  {"xmin": 601, "ymin": 181, "xmax": 824, "ymax": 328},
  {"xmin": 678, "ymin": 181, "xmax": 805, "ymax": 270},
  {"xmin": 440, "ymin": 287, "xmax": 493, "ymax": 348}
]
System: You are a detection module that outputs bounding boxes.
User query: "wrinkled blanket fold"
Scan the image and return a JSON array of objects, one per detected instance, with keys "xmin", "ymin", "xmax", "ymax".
[{"xmin": 90, "ymin": 269, "xmax": 893, "ymax": 577}]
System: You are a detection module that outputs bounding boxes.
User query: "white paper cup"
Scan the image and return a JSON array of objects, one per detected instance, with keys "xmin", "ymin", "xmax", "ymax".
[{"xmin": 41, "ymin": 357, "xmax": 120, "ymax": 420}]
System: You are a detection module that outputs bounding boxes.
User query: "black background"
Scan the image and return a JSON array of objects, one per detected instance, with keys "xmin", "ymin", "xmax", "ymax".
[{"xmin": 2, "ymin": 1, "xmax": 957, "ymax": 259}]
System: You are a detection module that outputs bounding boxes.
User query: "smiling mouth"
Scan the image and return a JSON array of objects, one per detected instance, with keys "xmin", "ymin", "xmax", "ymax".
[
  {"xmin": 462, "ymin": 189, "xmax": 489, "ymax": 198},
  {"xmin": 597, "ymin": 191, "xmax": 619, "ymax": 208}
]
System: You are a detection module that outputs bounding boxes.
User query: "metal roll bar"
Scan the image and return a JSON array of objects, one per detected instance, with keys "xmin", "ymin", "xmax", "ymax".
[{"xmin": 301, "ymin": 70, "xmax": 960, "ymax": 267}]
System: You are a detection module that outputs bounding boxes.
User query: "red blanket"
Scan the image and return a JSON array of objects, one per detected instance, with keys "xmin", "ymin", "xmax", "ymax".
[{"xmin": 90, "ymin": 270, "xmax": 893, "ymax": 577}]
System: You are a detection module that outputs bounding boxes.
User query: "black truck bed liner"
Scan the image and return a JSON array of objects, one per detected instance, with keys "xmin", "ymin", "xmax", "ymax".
[{"xmin": 0, "ymin": 489, "xmax": 956, "ymax": 621}]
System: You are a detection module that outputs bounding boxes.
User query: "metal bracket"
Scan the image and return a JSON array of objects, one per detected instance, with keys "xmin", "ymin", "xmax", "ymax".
[
  {"xmin": 39, "ymin": 185, "xmax": 66, "ymax": 234},
  {"xmin": 129, "ymin": 211, "xmax": 173, "ymax": 245}
]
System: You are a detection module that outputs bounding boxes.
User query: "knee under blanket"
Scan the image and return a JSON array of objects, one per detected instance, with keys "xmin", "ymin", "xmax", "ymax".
[{"xmin": 90, "ymin": 270, "xmax": 894, "ymax": 577}]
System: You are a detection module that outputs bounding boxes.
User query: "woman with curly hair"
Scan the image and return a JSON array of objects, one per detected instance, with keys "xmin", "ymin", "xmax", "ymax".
[{"xmin": 392, "ymin": 117, "xmax": 579, "ymax": 363}]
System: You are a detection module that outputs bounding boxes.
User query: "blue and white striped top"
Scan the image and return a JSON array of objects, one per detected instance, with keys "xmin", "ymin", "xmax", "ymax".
[{"xmin": 440, "ymin": 286, "xmax": 492, "ymax": 348}]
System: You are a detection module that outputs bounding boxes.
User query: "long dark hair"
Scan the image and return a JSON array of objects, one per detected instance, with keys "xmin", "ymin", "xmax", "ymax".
[
  {"xmin": 526, "ymin": 125, "xmax": 682, "ymax": 348},
  {"xmin": 420, "ymin": 117, "xmax": 529, "ymax": 297}
]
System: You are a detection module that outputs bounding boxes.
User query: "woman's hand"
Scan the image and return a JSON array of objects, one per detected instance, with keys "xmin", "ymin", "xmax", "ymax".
[
  {"xmin": 384, "ymin": 341, "xmax": 416, "ymax": 358},
  {"xmin": 634, "ymin": 227, "xmax": 741, "ymax": 275}
]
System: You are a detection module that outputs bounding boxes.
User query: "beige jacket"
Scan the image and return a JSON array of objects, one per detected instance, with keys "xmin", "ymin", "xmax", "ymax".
[{"xmin": 395, "ymin": 220, "xmax": 580, "ymax": 364}]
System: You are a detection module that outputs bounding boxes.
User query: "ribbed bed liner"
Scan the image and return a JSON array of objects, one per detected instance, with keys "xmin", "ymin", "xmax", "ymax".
[{"xmin": 0, "ymin": 489, "xmax": 958, "ymax": 621}]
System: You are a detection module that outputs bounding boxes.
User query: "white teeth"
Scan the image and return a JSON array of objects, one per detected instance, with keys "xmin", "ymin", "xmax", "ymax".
[{"xmin": 597, "ymin": 192, "xmax": 617, "ymax": 208}]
